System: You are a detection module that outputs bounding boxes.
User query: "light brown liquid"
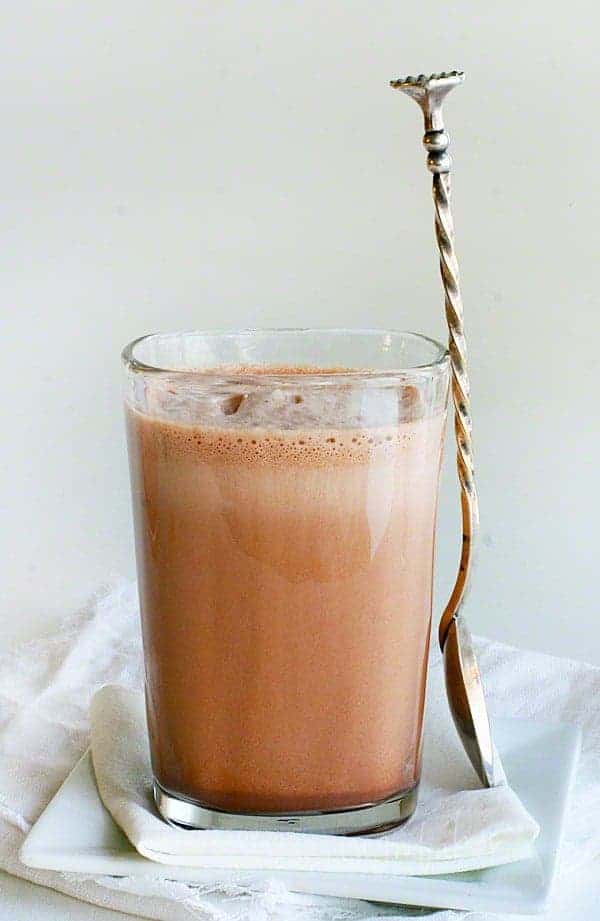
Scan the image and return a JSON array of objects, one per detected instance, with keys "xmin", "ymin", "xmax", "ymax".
[{"xmin": 126, "ymin": 386, "xmax": 445, "ymax": 813}]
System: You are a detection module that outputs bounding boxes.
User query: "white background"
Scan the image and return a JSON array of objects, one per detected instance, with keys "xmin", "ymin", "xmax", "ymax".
[
  {"xmin": 2, "ymin": 5, "xmax": 599, "ymax": 663},
  {"xmin": 1, "ymin": 2, "xmax": 599, "ymax": 918}
]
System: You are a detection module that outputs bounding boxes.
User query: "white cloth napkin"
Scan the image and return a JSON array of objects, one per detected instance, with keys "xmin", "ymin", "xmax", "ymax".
[
  {"xmin": 1, "ymin": 579, "xmax": 599, "ymax": 921},
  {"xmin": 89, "ymin": 683, "xmax": 537, "ymax": 876}
]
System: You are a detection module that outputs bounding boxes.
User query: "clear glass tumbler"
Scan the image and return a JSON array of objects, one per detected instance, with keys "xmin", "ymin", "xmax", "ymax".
[{"xmin": 122, "ymin": 329, "xmax": 449, "ymax": 835}]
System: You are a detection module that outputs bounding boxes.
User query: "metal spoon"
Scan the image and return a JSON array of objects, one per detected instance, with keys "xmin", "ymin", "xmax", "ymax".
[{"xmin": 391, "ymin": 71, "xmax": 496, "ymax": 788}]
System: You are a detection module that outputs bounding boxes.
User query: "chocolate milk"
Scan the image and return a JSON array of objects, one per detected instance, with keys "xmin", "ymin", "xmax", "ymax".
[{"xmin": 126, "ymin": 375, "xmax": 445, "ymax": 814}]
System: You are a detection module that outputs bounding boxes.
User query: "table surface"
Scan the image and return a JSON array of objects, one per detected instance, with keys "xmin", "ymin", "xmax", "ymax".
[{"xmin": 1, "ymin": 863, "xmax": 599, "ymax": 921}]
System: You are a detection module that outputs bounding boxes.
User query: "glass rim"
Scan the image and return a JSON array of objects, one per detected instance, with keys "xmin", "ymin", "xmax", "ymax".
[{"xmin": 121, "ymin": 327, "xmax": 450, "ymax": 385}]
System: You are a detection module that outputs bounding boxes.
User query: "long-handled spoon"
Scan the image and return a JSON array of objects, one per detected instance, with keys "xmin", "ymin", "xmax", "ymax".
[{"xmin": 391, "ymin": 71, "xmax": 497, "ymax": 788}]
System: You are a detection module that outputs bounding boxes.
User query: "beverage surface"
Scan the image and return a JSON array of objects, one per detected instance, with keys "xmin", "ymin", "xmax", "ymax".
[{"xmin": 126, "ymin": 370, "xmax": 446, "ymax": 813}]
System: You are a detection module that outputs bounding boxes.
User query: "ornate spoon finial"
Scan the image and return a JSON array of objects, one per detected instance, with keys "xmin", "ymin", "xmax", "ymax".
[{"xmin": 390, "ymin": 71, "xmax": 464, "ymax": 133}]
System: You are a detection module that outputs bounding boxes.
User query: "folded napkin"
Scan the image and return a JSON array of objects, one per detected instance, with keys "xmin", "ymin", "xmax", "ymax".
[
  {"xmin": 1, "ymin": 579, "xmax": 599, "ymax": 921},
  {"xmin": 90, "ymin": 681, "xmax": 537, "ymax": 876}
]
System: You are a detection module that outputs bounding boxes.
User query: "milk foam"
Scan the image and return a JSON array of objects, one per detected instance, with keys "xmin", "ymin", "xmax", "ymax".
[{"xmin": 142, "ymin": 375, "xmax": 425, "ymax": 430}]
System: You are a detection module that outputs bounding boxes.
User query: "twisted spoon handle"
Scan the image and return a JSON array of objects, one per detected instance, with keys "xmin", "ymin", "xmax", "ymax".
[
  {"xmin": 389, "ymin": 72, "xmax": 478, "ymax": 650},
  {"xmin": 432, "ymin": 168, "xmax": 479, "ymax": 650}
]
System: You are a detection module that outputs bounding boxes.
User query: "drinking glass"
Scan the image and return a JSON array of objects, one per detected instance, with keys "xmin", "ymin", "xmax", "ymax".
[{"xmin": 122, "ymin": 329, "xmax": 449, "ymax": 834}]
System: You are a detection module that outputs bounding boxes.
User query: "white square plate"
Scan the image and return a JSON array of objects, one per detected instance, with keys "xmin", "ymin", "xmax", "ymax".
[{"xmin": 20, "ymin": 718, "xmax": 580, "ymax": 915}]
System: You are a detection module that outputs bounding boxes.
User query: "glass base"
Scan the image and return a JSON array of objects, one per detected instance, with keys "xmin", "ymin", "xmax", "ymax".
[{"xmin": 153, "ymin": 781, "xmax": 419, "ymax": 835}]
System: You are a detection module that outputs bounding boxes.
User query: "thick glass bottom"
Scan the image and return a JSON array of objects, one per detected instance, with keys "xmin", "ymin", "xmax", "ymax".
[{"xmin": 153, "ymin": 781, "xmax": 419, "ymax": 835}]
